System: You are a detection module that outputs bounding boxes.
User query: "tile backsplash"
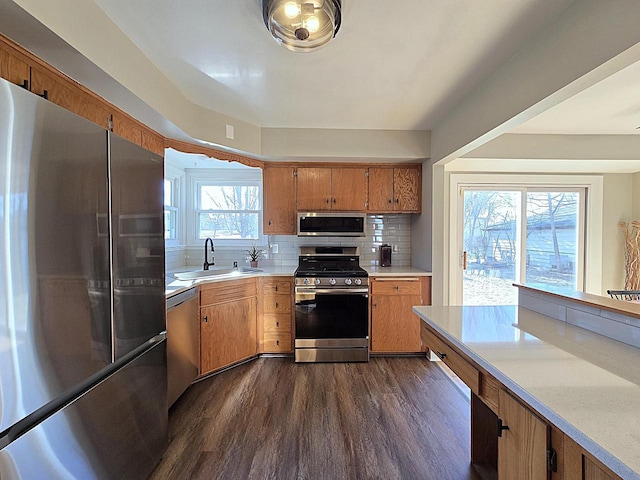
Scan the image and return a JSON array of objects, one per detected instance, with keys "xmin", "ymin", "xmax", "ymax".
[{"xmin": 167, "ymin": 214, "xmax": 412, "ymax": 270}]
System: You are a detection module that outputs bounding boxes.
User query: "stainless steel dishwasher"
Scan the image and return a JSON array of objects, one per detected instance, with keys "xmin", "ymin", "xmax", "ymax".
[{"xmin": 167, "ymin": 287, "xmax": 199, "ymax": 408}]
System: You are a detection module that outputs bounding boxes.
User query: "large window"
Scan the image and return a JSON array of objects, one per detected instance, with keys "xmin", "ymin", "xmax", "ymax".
[{"xmin": 196, "ymin": 183, "xmax": 261, "ymax": 240}]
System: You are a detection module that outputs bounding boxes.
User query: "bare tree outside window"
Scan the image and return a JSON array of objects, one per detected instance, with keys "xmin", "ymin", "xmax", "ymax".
[{"xmin": 198, "ymin": 185, "xmax": 260, "ymax": 239}]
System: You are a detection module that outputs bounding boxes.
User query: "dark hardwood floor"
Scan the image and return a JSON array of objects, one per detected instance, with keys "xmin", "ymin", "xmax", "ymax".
[{"xmin": 150, "ymin": 357, "xmax": 481, "ymax": 480}]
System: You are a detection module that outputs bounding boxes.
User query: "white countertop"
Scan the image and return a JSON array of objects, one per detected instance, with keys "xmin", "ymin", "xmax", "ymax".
[
  {"xmin": 365, "ymin": 266, "xmax": 431, "ymax": 276},
  {"xmin": 413, "ymin": 305, "xmax": 640, "ymax": 479},
  {"xmin": 165, "ymin": 266, "xmax": 295, "ymax": 297}
]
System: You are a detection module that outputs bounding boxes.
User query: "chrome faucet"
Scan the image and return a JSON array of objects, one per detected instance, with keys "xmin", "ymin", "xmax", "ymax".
[{"xmin": 203, "ymin": 238, "xmax": 215, "ymax": 270}]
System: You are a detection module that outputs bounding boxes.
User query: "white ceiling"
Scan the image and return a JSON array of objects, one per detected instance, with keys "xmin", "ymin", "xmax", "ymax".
[
  {"xmin": 512, "ymin": 59, "xmax": 640, "ymax": 135},
  {"xmin": 93, "ymin": 0, "xmax": 576, "ymax": 131}
]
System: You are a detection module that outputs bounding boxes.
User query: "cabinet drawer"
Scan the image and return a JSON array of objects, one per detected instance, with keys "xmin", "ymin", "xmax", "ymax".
[
  {"xmin": 262, "ymin": 278, "xmax": 292, "ymax": 295},
  {"xmin": 200, "ymin": 278, "xmax": 257, "ymax": 306},
  {"xmin": 263, "ymin": 333, "xmax": 292, "ymax": 352},
  {"xmin": 371, "ymin": 279, "xmax": 422, "ymax": 296},
  {"xmin": 263, "ymin": 294, "xmax": 291, "ymax": 314},
  {"xmin": 421, "ymin": 325, "xmax": 480, "ymax": 394},
  {"xmin": 263, "ymin": 314, "xmax": 291, "ymax": 333}
]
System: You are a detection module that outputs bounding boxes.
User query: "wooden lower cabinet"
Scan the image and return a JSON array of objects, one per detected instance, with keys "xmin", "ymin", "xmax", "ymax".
[
  {"xmin": 424, "ymin": 324, "xmax": 623, "ymax": 480},
  {"xmin": 259, "ymin": 277, "xmax": 293, "ymax": 354},
  {"xmin": 200, "ymin": 279, "xmax": 257, "ymax": 375},
  {"xmin": 370, "ymin": 277, "xmax": 427, "ymax": 353},
  {"xmin": 498, "ymin": 390, "xmax": 549, "ymax": 480}
]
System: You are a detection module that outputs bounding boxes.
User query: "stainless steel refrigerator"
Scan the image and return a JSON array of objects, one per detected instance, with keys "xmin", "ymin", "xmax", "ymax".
[{"xmin": 0, "ymin": 76, "xmax": 167, "ymax": 478}]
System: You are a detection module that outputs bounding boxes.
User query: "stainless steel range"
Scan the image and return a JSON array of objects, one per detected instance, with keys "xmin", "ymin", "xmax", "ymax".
[{"xmin": 294, "ymin": 247, "xmax": 369, "ymax": 362}]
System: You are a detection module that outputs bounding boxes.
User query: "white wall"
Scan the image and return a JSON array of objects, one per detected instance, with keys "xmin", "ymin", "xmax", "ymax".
[
  {"xmin": 410, "ymin": 158, "xmax": 434, "ymax": 271},
  {"xmin": 634, "ymin": 173, "xmax": 640, "ymax": 220},
  {"xmin": 599, "ymin": 174, "xmax": 632, "ymax": 292}
]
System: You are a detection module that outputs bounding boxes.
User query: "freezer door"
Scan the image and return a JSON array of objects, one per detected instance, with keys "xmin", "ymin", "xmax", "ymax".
[
  {"xmin": 0, "ymin": 339, "xmax": 167, "ymax": 480},
  {"xmin": 108, "ymin": 133, "xmax": 166, "ymax": 360},
  {"xmin": 0, "ymin": 78, "xmax": 112, "ymax": 433}
]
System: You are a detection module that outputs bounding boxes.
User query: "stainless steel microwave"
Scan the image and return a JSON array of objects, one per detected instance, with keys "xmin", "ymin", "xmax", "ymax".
[{"xmin": 297, "ymin": 213, "xmax": 366, "ymax": 237}]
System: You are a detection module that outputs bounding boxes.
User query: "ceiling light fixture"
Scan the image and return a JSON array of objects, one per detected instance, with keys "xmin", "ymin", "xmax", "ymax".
[{"xmin": 262, "ymin": 0, "xmax": 341, "ymax": 52}]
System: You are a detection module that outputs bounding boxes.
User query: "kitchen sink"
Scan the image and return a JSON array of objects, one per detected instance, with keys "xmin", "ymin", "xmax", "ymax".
[{"xmin": 172, "ymin": 267, "xmax": 260, "ymax": 281}]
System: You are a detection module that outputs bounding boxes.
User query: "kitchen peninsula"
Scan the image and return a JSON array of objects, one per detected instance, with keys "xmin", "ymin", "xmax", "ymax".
[{"xmin": 414, "ymin": 291, "xmax": 640, "ymax": 479}]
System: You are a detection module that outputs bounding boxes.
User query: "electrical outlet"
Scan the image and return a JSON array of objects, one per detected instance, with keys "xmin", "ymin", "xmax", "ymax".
[
  {"xmin": 271, "ymin": 244, "xmax": 279, "ymax": 253},
  {"xmin": 393, "ymin": 244, "xmax": 399, "ymax": 253}
]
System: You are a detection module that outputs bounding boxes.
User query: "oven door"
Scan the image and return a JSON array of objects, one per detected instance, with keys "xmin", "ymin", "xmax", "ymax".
[{"xmin": 294, "ymin": 287, "xmax": 369, "ymax": 361}]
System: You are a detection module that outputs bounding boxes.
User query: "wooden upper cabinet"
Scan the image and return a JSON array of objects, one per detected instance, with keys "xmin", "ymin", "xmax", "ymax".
[
  {"xmin": 368, "ymin": 167, "xmax": 421, "ymax": 213},
  {"xmin": 368, "ymin": 168, "xmax": 395, "ymax": 212},
  {"xmin": 296, "ymin": 167, "xmax": 332, "ymax": 211},
  {"xmin": 263, "ymin": 166, "xmax": 296, "ymax": 235},
  {"xmin": 0, "ymin": 40, "xmax": 30, "ymax": 88},
  {"xmin": 394, "ymin": 167, "xmax": 421, "ymax": 212},
  {"xmin": 31, "ymin": 65, "xmax": 111, "ymax": 129},
  {"xmin": 332, "ymin": 168, "xmax": 368, "ymax": 211},
  {"xmin": 498, "ymin": 390, "xmax": 549, "ymax": 480}
]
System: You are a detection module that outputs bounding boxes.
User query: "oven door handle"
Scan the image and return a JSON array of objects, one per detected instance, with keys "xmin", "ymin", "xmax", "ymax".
[{"xmin": 295, "ymin": 288, "xmax": 369, "ymax": 295}]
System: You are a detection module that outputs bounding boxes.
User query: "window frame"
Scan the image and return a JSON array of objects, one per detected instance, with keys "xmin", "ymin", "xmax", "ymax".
[
  {"xmin": 164, "ymin": 164, "xmax": 184, "ymax": 248},
  {"xmin": 187, "ymin": 169, "xmax": 264, "ymax": 247}
]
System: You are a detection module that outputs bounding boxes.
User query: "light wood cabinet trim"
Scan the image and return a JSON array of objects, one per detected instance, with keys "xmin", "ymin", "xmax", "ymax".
[
  {"xmin": 0, "ymin": 38, "xmax": 30, "ymax": 87},
  {"xmin": 164, "ymin": 138, "xmax": 264, "ymax": 169},
  {"xmin": 331, "ymin": 167, "xmax": 368, "ymax": 211},
  {"xmin": 141, "ymin": 128, "xmax": 165, "ymax": 156},
  {"xmin": 420, "ymin": 324, "xmax": 481, "ymax": 394},
  {"xmin": 263, "ymin": 167, "xmax": 296, "ymax": 235},
  {"xmin": 371, "ymin": 280, "xmax": 422, "ymax": 296},
  {"xmin": 111, "ymin": 111, "xmax": 143, "ymax": 145},
  {"xmin": 498, "ymin": 390, "xmax": 549, "ymax": 480}
]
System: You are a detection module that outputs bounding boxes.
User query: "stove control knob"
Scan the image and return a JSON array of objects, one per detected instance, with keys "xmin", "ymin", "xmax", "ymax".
[
  {"xmin": 354, "ymin": 278, "xmax": 362, "ymax": 286},
  {"xmin": 329, "ymin": 278, "xmax": 337, "ymax": 285},
  {"xmin": 344, "ymin": 278, "xmax": 352, "ymax": 285},
  {"xmin": 304, "ymin": 278, "xmax": 311, "ymax": 285},
  {"xmin": 314, "ymin": 278, "xmax": 321, "ymax": 285}
]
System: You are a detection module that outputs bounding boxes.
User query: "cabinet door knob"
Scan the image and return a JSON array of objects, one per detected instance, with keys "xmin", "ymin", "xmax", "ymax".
[
  {"xmin": 326, "ymin": 198, "xmax": 329, "ymax": 204},
  {"xmin": 21, "ymin": 79, "xmax": 29, "ymax": 90},
  {"xmin": 39, "ymin": 90, "xmax": 49, "ymax": 100},
  {"xmin": 373, "ymin": 303, "xmax": 377, "ymax": 308},
  {"xmin": 275, "ymin": 286, "xmax": 278, "ymax": 292},
  {"xmin": 395, "ymin": 198, "xmax": 399, "ymax": 204},
  {"xmin": 275, "ymin": 302, "xmax": 279, "ymax": 308},
  {"xmin": 204, "ymin": 315, "xmax": 208, "ymax": 323},
  {"xmin": 333, "ymin": 198, "xmax": 336, "ymax": 204},
  {"xmin": 388, "ymin": 199, "xmax": 392, "ymax": 204},
  {"xmin": 276, "ymin": 340, "xmax": 280, "ymax": 346},
  {"xmin": 268, "ymin": 220, "xmax": 272, "ymax": 225},
  {"xmin": 436, "ymin": 351, "xmax": 446, "ymax": 360},
  {"xmin": 276, "ymin": 321, "xmax": 279, "ymax": 327},
  {"xmin": 395, "ymin": 285, "xmax": 399, "ymax": 291}
]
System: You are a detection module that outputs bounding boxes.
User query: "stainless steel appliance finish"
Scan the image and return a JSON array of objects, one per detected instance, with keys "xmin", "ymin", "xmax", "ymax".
[
  {"xmin": 298, "ymin": 212, "xmax": 366, "ymax": 237},
  {"xmin": 167, "ymin": 288, "xmax": 199, "ymax": 407},
  {"xmin": 0, "ymin": 77, "xmax": 166, "ymax": 478},
  {"xmin": 294, "ymin": 246, "xmax": 369, "ymax": 363}
]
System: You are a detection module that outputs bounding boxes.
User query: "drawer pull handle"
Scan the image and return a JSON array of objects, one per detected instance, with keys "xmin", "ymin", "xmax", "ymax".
[
  {"xmin": 497, "ymin": 419, "xmax": 509, "ymax": 437},
  {"xmin": 21, "ymin": 79, "xmax": 29, "ymax": 89},
  {"xmin": 436, "ymin": 351, "xmax": 446, "ymax": 360}
]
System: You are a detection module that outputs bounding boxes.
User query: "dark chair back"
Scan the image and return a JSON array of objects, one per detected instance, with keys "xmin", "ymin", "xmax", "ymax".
[{"xmin": 607, "ymin": 290, "xmax": 640, "ymax": 301}]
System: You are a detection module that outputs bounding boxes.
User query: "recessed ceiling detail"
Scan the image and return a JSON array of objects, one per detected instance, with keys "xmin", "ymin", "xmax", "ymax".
[{"xmin": 93, "ymin": 0, "xmax": 576, "ymax": 131}]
